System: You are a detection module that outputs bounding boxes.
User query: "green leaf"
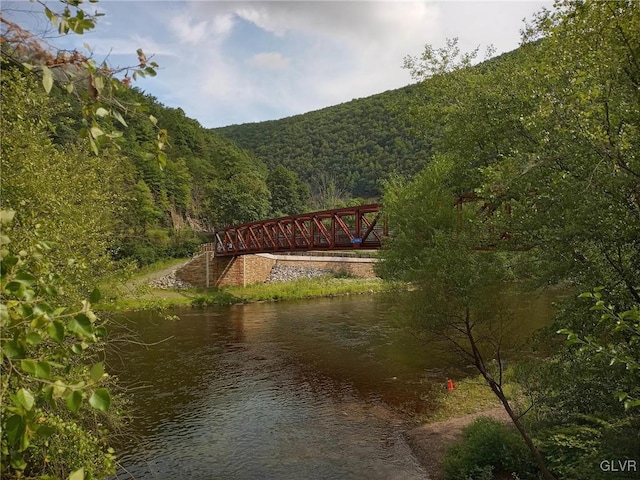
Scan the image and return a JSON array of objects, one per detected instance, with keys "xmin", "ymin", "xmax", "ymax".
[
  {"xmin": 112, "ymin": 109, "xmax": 128, "ymax": 127},
  {"xmin": 19, "ymin": 426, "xmax": 30, "ymax": 452},
  {"xmin": 89, "ymin": 137, "xmax": 99, "ymax": 155},
  {"xmin": 89, "ymin": 388, "xmax": 111, "ymax": 412},
  {"xmin": 68, "ymin": 313, "xmax": 92, "ymax": 338},
  {"xmin": 10, "ymin": 453, "xmax": 27, "ymax": 471},
  {"xmin": 66, "ymin": 390, "xmax": 83, "ymax": 413},
  {"xmin": 157, "ymin": 151, "xmax": 168, "ymax": 168},
  {"xmin": 13, "ymin": 271, "xmax": 36, "ymax": 286},
  {"xmin": 89, "ymin": 362, "xmax": 105, "ymax": 382},
  {"xmin": 68, "ymin": 467, "xmax": 85, "ymax": 480},
  {"xmin": 48, "ymin": 320, "xmax": 65, "ymax": 343},
  {"xmin": 42, "ymin": 66, "xmax": 54, "ymax": 94},
  {"xmin": 624, "ymin": 398, "xmax": 640, "ymax": 410},
  {"xmin": 90, "ymin": 126, "xmax": 104, "ymax": 139},
  {"xmin": 43, "ymin": 386, "xmax": 54, "ymax": 406},
  {"xmin": 95, "ymin": 107, "xmax": 109, "ymax": 117},
  {"xmin": 615, "ymin": 391, "xmax": 628, "ymax": 401},
  {"xmin": 20, "ymin": 359, "xmax": 37, "ymax": 375},
  {"xmin": 89, "ymin": 287, "xmax": 101, "ymax": 304},
  {"xmin": 0, "ymin": 209, "xmax": 15, "ymax": 225},
  {"xmin": 5, "ymin": 415, "xmax": 25, "ymax": 446},
  {"xmin": 149, "ymin": 114, "xmax": 158, "ymax": 125},
  {"xmin": 93, "ymin": 75, "xmax": 104, "ymax": 93},
  {"xmin": 16, "ymin": 388, "xmax": 35, "ymax": 411},
  {"xmin": 35, "ymin": 361, "xmax": 51, "ymax": 379},
  {"xmin": 52, "ymin": 380, "xmax": 66, "ymax": 398},
  {"xmin": 3, "ymin": 339, "xmax": 25, "ymax": 359},
  {"xmin": 26, "ymin": 332, "xmax": 43, "ymax": 345},
  {"xmin": 36, "ymin": 424, "xmax": 56, "ymax": 438}
]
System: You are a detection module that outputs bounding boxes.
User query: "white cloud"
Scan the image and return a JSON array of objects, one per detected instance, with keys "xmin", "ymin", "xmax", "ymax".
[
  {"xmin": 78, "ymin": 33, "xmax": 177, "ymax": 58},
  {"xmin": 76, "ymin": 0, "xmax": 554, "ymax": 128},
  {"xmin": 169, "ymin": 12, "xmax": 209, "ymax": 45},
  {"xmin": 248, "ymin": 52, "xmax": 291, "ymax": 70}
]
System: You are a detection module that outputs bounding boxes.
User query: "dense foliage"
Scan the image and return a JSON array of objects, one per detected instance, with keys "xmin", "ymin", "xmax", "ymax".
[
  {"xmin": 215, "ymin": 84, "xmax": 434, "ymax": 201},
  {"xmin": 443, "ymin": 418, "xmax": 536, "ymax": 480},
  {"xmin": 380, "ymin": 1, "xmax": 640, "ymax": 478},
  {"xmin": 3, "ymin": 0, "xmax": 639, "ymax": 477},
  {"xmin": 1, "ymin": 212, "xmax": 120, "ymax": 478}
]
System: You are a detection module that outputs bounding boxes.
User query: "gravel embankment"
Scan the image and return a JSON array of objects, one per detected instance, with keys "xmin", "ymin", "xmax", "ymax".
[
  {"xmin": 265, "ymin": 264, "xmax": 332, "ymax": 284},
  {"xmin": 148, "ymin": 269, "xmax": 193, "ymax": 289}
]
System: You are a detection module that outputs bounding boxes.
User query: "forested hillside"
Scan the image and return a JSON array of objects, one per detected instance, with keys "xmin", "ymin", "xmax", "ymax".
[
  {"xmin": 215, "ymin": 84, "xmax": 433, "ymax": 201},
  {"xmin": 1, "ymin": 70, "xmax": 276, "ymax": 267}
]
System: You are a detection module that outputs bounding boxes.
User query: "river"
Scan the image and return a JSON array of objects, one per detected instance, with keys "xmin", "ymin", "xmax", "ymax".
[{"xmin": 108, "ymin": 289, "xmax": 562, "ymax": 479}]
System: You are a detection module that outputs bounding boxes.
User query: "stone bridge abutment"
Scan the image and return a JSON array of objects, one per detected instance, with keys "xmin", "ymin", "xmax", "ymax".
[{"xmin": 175, "ymin": 251, "xmax": 378, "ymax": 288}]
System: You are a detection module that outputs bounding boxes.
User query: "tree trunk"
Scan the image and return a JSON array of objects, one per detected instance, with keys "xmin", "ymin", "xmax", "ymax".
[{"xmin": 464, "ymin": 308, "xmax": 556, "ymax": 480}]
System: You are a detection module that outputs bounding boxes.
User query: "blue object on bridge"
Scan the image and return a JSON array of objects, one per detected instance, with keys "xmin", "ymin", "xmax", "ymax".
[{"xmin": 351, "ymin": 238, "xmax": 362, "ymax": 244}]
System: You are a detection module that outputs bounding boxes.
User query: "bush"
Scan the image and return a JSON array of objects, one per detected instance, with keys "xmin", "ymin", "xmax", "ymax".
[
  {"xmin": 166, "ymin": 229, "xmax": 206, "ymax": 258},
  {"xmin": 535, "ymin": 415, "xmax": 640, "ymax": 480},
  {"xmin": 1, "ymin": 210, "xmax": 120, "ymax": 478},
  {"xmin": 115, "ymin": 228, "xmax": 204, "ymax": 266},
  {"xmin": 443, "ymin": 417, "xmax": 537, "ymax": 480}
]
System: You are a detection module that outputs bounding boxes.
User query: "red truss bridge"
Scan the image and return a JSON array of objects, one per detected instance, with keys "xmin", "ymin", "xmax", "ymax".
[{"xmin": 214, "ymin": 204, "xmax": 387, "ymax": 257}]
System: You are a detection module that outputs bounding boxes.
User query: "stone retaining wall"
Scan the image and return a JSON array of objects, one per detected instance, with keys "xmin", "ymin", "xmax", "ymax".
[{"xmin": 175, "ymin": 252, "xmax": 378, "ymax": 287}]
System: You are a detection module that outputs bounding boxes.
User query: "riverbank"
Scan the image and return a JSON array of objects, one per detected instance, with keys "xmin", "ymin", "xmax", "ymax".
[
  {"xmin": 98, "ymin": 258, "xmax": 393, "ymax": 311},
  {"xmin": 406, "ymin": 378, "xmax": 511, "ymax": 480},
  {"xmin": 407, "ymin": 407, "xmax": 510, "ymax": 480}
]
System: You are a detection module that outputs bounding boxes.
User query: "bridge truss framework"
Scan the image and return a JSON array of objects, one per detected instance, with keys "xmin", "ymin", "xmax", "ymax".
[{"xmin": 213, "ymin": 204, "xmax": 386, "ymax": 257}]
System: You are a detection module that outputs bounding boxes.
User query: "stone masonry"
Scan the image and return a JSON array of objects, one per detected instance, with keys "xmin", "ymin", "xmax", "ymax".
[{"xmin": 175, "ymin": 252, "xmax": 378, "ymax": 288}]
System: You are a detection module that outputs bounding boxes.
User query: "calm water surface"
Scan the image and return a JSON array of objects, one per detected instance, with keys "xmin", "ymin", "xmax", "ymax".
[{"xmin": 108, "ymin": 290, "xmax": 562, "ymax": 479}]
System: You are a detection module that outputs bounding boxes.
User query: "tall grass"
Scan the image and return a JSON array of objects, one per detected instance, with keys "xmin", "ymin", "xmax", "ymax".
[{"xmin": 194, "ymin": 277, "xmax": 385, "ymax": 305}]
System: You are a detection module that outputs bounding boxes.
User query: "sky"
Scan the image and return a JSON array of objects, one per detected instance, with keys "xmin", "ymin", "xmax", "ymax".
[{"xmin": 4, "ymin": 1, "xmax": 553, "ymax": 128}]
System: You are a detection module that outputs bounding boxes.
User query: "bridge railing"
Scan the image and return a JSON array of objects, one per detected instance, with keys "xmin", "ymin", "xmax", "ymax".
[{"xmin": 213, "ymin": 203, "xmax": 386, "ymax": 257}]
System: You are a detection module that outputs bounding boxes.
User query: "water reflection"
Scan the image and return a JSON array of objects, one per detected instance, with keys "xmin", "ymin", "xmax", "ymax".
[{"xmin": 109, "ymin": 289, "xmax": 563, "ymax": 479}]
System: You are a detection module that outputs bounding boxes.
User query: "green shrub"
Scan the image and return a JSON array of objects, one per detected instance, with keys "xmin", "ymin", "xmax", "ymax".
[
  {"xmin": 166, "ymin": 229, "xmax": 206, "ymax": 258},
  {"xmin": 443, "ymin": 417, "xmax": 537, "ymax": 480},
  {"xmin": 535, "ymin": 415, "xmax": 640, "ymax": 480},
  {"xmin": 1, "ymin": 210, "xmax": 121, "ymax": 478}
]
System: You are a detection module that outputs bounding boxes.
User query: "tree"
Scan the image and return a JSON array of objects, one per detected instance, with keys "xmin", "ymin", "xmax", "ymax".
[
  {"xmin": 311, "ymin": 172, "xmax": 349, "ymax": 210},
  {"xmin": 205, "ymin": 173, "xmax": 271, "ymax": 227},
  {"xmin": 1, "ymin": 211, "xmax": 118, "ymax": 478},
  {"xmin": 267, "ymin": 165, "xmax": 310, "ymax": 216},
  {"xmin": 1, "ymin": 2, "xmax": 164, "ymax": 477},
  {"xmin": 1, "ymin": 0, "xmax": 166, "ymax": 162},
  {"xmin": 378, "ymin": 157, "xmax": 557, "ymax": 479},
  {"xmin": 389, "ymin": 1, "xmax": 640, "ymax": 477},
  {"xmin": 0, "ymin": 68, "xmax": 128, "ymax": 301}
]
